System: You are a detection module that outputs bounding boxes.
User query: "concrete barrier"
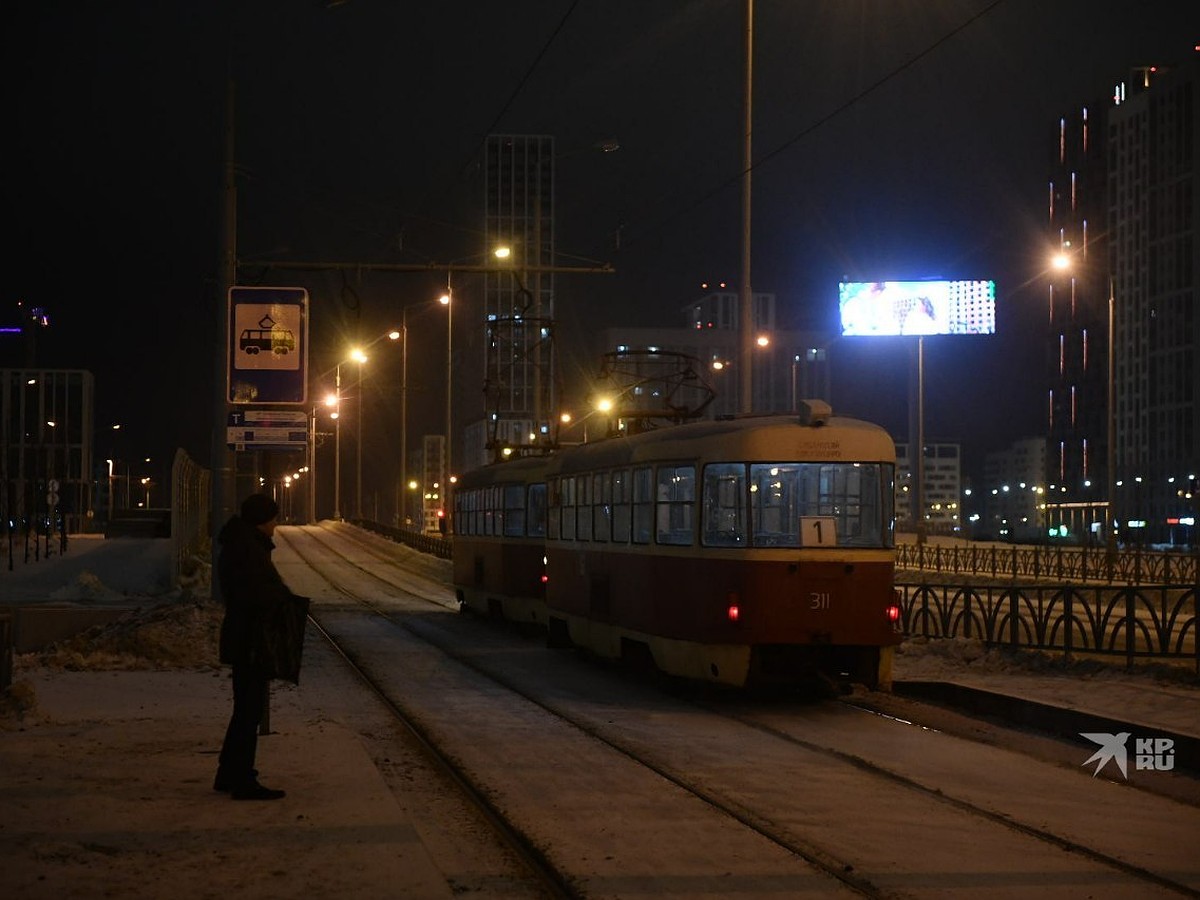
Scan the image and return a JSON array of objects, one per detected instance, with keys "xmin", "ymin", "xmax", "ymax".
[
  {"xmin": 0, "ymin": 610, "xmax": 12, "ymax": 691},
  {"xmin": 11, "ymin": 607, "xmax": 134, "ymax": 653}
]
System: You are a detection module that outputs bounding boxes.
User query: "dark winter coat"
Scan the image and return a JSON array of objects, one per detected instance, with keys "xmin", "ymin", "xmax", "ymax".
[{"xmin": 217, "ymin": 515, "xmax": 309, "ymax": 682}]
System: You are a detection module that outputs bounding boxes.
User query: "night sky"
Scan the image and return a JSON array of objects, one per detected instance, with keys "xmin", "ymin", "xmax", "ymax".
[{"xmin": 6, "ymin": 1, "xmax": 1197, "ymax": 496}]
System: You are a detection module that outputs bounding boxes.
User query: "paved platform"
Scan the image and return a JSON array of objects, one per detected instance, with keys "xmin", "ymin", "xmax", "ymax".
[{"xmin": 1, "ymin": 640, "xmax": 516, "ymax": 899}]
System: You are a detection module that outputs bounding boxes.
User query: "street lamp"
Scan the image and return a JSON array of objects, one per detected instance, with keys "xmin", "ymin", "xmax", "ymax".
[
  {"xmin": 308, "ymin": 394, "xmax": 336, "ymax": 524},
  {"xmin": 333, "ymin": 350, "xmax": 367, "ymax": 520},
  {"xmin": 325, "ymin": 331, "xmax": 397, "ymax": 522},
  {"xmin": 400, "ymin": 297, "xmax": 452, "ymax": 532},
  {"xmin": 352, "ymin": 349, "xmax": 368, "ymax": 520},
  {"xmin": 331, "ymin": 356, "xmax": 359, "ymax": 520},
  {"xmin": 439, "ymin": 286, "xmax": 452, "ymax": 530}
]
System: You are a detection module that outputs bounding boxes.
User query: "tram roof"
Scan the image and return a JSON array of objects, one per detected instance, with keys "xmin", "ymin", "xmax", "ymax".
[{"xmin": 552, "ymin": 412, "xmax": 895, "ymax": 475}]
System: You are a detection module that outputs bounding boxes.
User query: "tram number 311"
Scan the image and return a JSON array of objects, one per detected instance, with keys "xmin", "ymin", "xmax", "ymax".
[{"xmin": 810, "ymin": 591, "xmax": 831, "ymax": 610}]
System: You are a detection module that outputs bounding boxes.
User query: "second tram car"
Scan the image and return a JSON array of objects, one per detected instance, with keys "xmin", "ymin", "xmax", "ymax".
[{"xmin": 453, "ymin": 402, "xmax": 902, "ymax": 689}]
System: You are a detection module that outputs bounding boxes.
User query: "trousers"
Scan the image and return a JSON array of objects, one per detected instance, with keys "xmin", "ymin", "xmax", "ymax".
[{"xmin": 217, "ymin": 664, "xmax": 268, "ymax": 786}]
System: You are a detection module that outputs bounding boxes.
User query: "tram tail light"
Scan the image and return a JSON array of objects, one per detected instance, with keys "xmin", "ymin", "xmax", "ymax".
[
  {"xmin": 726, "ymin": 592, "xmax": 741, "ymax": 623},
  {"xmin": 886, "ymin": 589, "xmax": 903, "ymax": 631}
]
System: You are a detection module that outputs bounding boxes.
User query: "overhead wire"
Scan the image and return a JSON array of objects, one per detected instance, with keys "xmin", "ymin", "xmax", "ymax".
[{"xmin": 621, "ymin": 0, "xmax": 1009, "ymax": 248}]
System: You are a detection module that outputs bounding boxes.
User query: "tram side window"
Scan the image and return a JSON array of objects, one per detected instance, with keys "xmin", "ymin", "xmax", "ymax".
[
  {"xmin": 702, "ymin": 463, "xmax": 746, "ymax": 546},
  {"xmin": 528, "ymin": 483, "xmax": 547, "ymax": 537},
  {"xmin": 631, "ymin": 467, "xmax": 653, "ymax": 544},
  {"xmin": 547, "ymin": 478, "xmax": 561, "ymax": 540},
  {"xmin": 593, "ymin": 472, "xmax": 611, "ymax": 542},
  {"xmin": 503, "ymin": 484, "xmax": 525, "ymax": 536},
  {"xmin": 454, "ymin": 493, "xmax": 465, "ymax": 536},
  {"xmin": 577, "ymin": 474, "xmax": 592, "ymax": 541},
  {"xmin": 611, "ymin": 469, "xmax": 631, "ymax": 543},
  {"xmin": 561, "ymin": 476, "xmax": 577, "ymax": 541},
  {"xmin": 656, "ymin": 465, "xmax": 695, "ymax": 546},
  {"xmin": 488, "ymin": 485, "xmax": 500, "ymax": 536}
]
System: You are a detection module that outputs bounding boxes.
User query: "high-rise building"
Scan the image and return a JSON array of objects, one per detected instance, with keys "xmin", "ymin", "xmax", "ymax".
[
  {"xmin": 481, "ymin": 134, "xmax": 557, "ymax": 459},
  {"xmin": 1048, "ymin": 49, "xmax": 1199, "ymax": 547},
  {"xmin": 895, "ymin": 441, "xmax": 962, "ymax": 534},
  {"xmin": 980, "ymin": 437, "xmax": 1047, "ymax": 542},
  {"xmin": 1047, "ymin": 87, "xmax": 1111, "ymax": 542}
]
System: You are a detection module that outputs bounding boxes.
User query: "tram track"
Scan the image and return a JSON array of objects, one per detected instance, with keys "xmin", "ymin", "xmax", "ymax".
[{"xmin": 275, "ymin": 524, "xmax": 1200, "ymax": 898}]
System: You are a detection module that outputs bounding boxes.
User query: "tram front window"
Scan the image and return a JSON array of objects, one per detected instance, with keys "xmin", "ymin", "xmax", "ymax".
[{"xmin": 698, "ymin": 462, "xmax": 891, "ymax": 549}]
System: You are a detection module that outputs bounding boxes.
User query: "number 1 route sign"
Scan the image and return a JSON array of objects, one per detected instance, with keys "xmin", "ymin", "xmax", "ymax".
[{"xmin": 227, "ymin": 286, "xmax": 309, "ymax": 404}]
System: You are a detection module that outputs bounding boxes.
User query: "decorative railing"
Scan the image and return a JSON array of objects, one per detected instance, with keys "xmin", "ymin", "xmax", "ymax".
[
  {"xmin": 896, "ymin": 581, "xmax": 1198, "ymax": 671},
  {"xmin": 353, "ymin": 519, "xmax": 452, "ymax": 560},
  {"xmin": 897, "ymin": 542, "xmax": 1198, "ymax": 586}
]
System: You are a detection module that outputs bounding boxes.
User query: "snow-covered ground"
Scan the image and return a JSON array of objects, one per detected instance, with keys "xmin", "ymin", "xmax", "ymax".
[{"xmin": 3, "ymin": 529, "xmax": 1197, "ymax": 738}]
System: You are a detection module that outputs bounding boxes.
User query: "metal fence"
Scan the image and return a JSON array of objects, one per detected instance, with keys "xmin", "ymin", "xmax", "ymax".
[
  {"xmin": 897, "ymin": 581, "xmax": 1198, "ymax": 672},
  {"xmin": 897, "ymin": 541, "xmax": 1198, "ymax": 586},
  {"xmin": 170, "ymin": 448, "xmax": 211, "ymax": 587},
  {"xmin": 352, "ymin": 519, "xmax": 452, "ymax": 560}
]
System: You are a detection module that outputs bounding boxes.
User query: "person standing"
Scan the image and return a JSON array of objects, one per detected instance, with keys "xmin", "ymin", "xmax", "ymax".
[{"xmin": 213, "ymin": 492, "xmax": 308, "ymax": 800}]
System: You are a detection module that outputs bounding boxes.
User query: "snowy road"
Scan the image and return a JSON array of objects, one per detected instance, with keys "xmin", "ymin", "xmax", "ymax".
[{"xmin": 273, "ymin": 523, "xmax": 1200, "ymax": 899}]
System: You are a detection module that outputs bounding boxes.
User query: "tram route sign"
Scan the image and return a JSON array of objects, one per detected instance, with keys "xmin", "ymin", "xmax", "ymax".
[
  {"xmin": 226, "ymin": 408, "xmax": 308, "ymax": 452},
  {"xmin": 227, "ymin": 286, "xmax": 309, "ymax": 404}
]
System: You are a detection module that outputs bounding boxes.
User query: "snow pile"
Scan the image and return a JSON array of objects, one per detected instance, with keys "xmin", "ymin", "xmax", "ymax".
[
  {"xmin": 12, "ymin": 551, "xmax": 219, "ymax": 677},
  {"xmin": 48, "ymin": 570, "xmax": 132, "ymax": 604},
  {"xmin": 15, "ymin": 593, "xmax": 223, "ymax": 674}
]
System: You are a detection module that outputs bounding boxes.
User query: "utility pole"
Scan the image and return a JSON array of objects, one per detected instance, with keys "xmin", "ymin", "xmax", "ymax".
[
  {"xmin": 738, "ymin": 0, "xmax": 754, "ymax": 415},
  {"xmin": 210, "ymin": 70, "xmax": 237, "ymax": 598}
]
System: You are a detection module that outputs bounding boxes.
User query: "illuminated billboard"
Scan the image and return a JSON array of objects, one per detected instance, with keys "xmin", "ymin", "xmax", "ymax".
[{"xmin": 838, "ymin": 280, "xmax": 996, "ymax": 336}]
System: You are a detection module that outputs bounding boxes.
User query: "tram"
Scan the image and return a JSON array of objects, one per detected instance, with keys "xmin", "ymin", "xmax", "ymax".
[{"xmin": 452, "ymin": 401, "xmax": 902, "ymax": 689}]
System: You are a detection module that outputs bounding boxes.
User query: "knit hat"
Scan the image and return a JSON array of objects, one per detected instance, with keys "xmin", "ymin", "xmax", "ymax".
[{"xmin": 240, "ymin": 493, "xmax": 279, "ymax": 526}]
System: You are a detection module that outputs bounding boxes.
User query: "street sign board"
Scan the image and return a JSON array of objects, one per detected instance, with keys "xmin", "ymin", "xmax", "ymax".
[
  {"xmin": 228, "ymin": 409, "xmax": 307, "ymax": 427},
  {"xmin": 228, "ymin": 286, "xmax": 309, "ymax": 404},
  {"xmin": 226, "ymin": 408, "xmax": 308, "ymax": 451}
]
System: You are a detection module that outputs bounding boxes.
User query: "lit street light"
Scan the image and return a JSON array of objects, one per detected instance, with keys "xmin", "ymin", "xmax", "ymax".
[
  {"xmin": 400, "ymin": 297, "xmax": 451, "ymax": 532},
  {"xmin": 324, "ymin": 331, "xmax": 397, "ymax": 522}
]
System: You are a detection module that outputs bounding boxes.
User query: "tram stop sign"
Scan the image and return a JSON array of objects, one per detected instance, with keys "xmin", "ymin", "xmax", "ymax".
[{"xmin": 227, "ymin": 286, "xmax": 309, "ymax": 404}]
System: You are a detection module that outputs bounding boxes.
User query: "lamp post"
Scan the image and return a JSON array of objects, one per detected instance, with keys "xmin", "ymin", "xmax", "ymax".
[
  {"xmin": 326, "ymin": 334, "xmax": 396, "ymax": 523},
  {"xmin": 308, "ymin": 396, "xmax": 333, "ymax": 524},
  {"xmin": 399, "ymin": 297, "xmax": 452, "ymax": 532},
  {"xmin": 1106, "ymin": 276, "xmax": 1117, "ymax": 562},
  {"xmin": 333, "ymin": 362, "xmax": 344, "ymax": 520},
  {"xmin": 355, "ymin": 358, "xmax": 364, "ymax": 520},
  {"xmin": 333, "ymin": 352, "xmax": 369, "ymax": 521},
  {"xmin": 439, "ymin": 286, "xmax": 452, "ymax": 531}
]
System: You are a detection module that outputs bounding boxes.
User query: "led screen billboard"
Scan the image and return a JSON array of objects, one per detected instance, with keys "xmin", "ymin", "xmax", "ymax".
[{"xmin": 838, "ymin": 280, "xmax": 996, "ymax": 336}]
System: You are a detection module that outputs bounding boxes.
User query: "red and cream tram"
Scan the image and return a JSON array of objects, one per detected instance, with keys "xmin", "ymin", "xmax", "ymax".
[{"xmin": 453, "ymin": 402, "xmax": 902, "ymax": 689}]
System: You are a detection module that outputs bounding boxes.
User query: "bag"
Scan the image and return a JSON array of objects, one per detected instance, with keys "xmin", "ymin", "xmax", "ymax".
[{"xmin": 255, "ymin": 595, "xmax": 310, "ymax": 684}]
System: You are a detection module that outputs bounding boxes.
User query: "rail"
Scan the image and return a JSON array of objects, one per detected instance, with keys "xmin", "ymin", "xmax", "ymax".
[
  {"xmin": 897, "ymin": 541, "xmax": 1198, "ymax": 586},
  {"xmin": 896, "ymin": 581, "xmax": 1199, "ymax": 673}
]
